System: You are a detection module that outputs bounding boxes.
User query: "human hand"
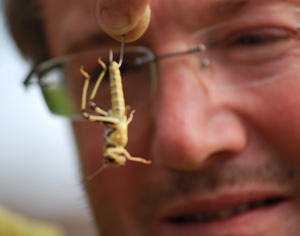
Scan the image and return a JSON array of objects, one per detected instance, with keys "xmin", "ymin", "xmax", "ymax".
[{"xmin": 90, "ymin": 0, "xmax": 151, "ymax": 42}]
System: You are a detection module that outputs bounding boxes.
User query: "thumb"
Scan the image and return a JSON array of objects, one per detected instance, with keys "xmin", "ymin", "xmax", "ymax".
[{"xmin": 92, "ymin": 0, "xmax": 151, "ymax": 42}]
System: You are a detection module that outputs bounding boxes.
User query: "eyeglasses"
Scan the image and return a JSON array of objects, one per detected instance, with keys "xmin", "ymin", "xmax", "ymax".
[
  {"xmin": 24, "ymin": 7, "xmax": 300, "ymax": 119},
  {"xmin": 24, "ymin": 46, "xmax": 157, "ymax": 120}
]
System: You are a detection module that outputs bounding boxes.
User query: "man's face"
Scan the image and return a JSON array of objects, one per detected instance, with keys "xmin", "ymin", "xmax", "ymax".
[{"xmin": 42, "ymin": 0, "xmax": 300, "ymax": 235}]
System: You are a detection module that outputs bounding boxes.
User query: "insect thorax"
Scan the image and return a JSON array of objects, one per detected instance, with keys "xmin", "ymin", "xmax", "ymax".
[{"xmin": 104, "ymin": 122, "xmax": 128, "ymax": 147}]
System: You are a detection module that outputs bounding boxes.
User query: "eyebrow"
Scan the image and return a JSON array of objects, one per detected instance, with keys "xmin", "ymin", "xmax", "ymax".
[
  {"xmin": 211, "ymin": 0, "xmax": 298, "ymax": 18},
  {"xmin": 212, "ymin": 0, "xmax": 250, "ymax": 17}
]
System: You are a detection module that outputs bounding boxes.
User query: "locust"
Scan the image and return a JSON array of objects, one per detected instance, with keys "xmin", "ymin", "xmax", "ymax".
[{"xmin": 80, "ymin": 36, "xmax": 151, "ymax": 180}]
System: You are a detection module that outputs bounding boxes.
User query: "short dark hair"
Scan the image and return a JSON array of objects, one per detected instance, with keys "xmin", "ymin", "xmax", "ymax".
[{"xmin": 3, "ymin": 0, "xmax": 49, "ymax": 63}]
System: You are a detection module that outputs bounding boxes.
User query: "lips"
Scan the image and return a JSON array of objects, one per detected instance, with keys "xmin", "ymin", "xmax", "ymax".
[
  {"xmin": 165, "ymin": 196, "xmax": 286, "ymax": 224},
  {"xmin": 159, "ymin": 187, "xmax": 291, "ymax": 226}
]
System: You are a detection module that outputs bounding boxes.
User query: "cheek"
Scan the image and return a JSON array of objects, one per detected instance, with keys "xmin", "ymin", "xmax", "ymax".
[
  {"xmin": 72, "ymin": 121, "xmax": 103, "ymax": 176},
  {"xmin": 86, "ymin": 165, "xmax": 150, "ymax": 234},
  {"xmin": 127, "ymin": 103, "xmax": 155, "ymax": 157},
  {"xmin": 232, "ymin": 78, "xmax": 300, "ymax": 164}
]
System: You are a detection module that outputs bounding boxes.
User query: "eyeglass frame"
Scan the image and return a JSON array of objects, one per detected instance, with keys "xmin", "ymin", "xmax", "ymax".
[{"xmin": 23, "ymin": 6, "xmax": 300, "ymax": 118}]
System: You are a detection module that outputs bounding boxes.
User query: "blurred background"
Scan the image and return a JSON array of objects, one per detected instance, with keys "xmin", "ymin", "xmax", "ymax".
[{"xmin": 0, "ymin": 5, "xmax": 97, "ymax": 236}]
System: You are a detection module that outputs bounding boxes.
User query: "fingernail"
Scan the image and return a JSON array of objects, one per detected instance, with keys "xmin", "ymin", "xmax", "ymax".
[{"xmin": 100, "ymin": 8, "xmax": 130, "ymax": 31}]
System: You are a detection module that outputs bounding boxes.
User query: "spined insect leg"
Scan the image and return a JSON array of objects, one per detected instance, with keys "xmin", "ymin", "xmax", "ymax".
[
  {"xmin": 80, "ymin": 58, "xmax": 108, "ymax": 117},
  {"xmin": 105, "ymin": 146, "xmax": 152, "ymax": 164}
]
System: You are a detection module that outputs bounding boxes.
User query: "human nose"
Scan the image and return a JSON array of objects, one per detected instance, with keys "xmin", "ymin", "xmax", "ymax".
[{"xmin": 151, "ymin": 59, "xmax": 247, "ymax": 171}]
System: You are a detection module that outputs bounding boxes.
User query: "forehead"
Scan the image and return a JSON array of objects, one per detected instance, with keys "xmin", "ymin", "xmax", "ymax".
[
  {"xmin": 41, "ymin": 0, "xmax": 96, "ymax": 55},
  {"xmin": 41, "ymin": 0, "xmax": 299, "ymax": 57}
]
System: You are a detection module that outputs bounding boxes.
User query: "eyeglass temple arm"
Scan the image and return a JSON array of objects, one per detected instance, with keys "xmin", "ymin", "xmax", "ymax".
[
  {"xmin": 135, "ymin": 43, "xmax": 207, "ymax": 65},
  {"xmin": 23, "ymin": 39, "xmax": 204, "ymax": 86},
  {"xmin": 23, "ymin": 65, "xmax": 38, "ymax": 88}
]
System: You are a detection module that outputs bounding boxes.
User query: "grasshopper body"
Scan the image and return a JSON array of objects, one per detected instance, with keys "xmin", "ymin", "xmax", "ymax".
[{"xmin": 80, "ymin": 38, "xmax": 151, "ymax": 180}]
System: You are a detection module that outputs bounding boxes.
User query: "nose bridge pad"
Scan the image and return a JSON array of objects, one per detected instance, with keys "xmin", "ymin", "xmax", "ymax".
[
  {"xmin": 150, "ymin": 66, "xmax": 207, "ymax": 169},
  {"xmin": 189, "ymin": 50, "xmax": 213, "ymax": 87},
  {"xmin": 154, "ymin": 53, "xmax": 213, "ymax": 121},
  {"xmin": 156, "ymin": 54, "xmax": 212, "ymax": 96},
  {"xmin": 153, "ymin": 41, "xmax": 214, "ymax": 88}
]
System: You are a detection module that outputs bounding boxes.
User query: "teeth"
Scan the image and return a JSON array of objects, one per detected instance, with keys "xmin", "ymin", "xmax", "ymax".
[
  {"xmin": 210, "ymin": 202, "xmax": 252, "ymax": 221},
  {"xmin": 200, "ymin": 202, "xmax": 256, "ymax": 222},
  {"xmin": 169, "ymin": 199, "xmax": 278, "ymax": 224},
  {"xmin": 249, "ymin": 200, "xmax": 265, "ymax": 209},
  {"xmin": 236, "ymin": 203, "xmax": 249, "ymax": 213},
  {"xmin": 218, "ymin": 208, "xmax": 235, "ymax": 219}
]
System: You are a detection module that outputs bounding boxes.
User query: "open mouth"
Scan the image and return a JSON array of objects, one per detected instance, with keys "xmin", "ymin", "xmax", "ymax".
[{"xmin": 165, "ymin": 197, "xmax": 286, "ymax": 224}]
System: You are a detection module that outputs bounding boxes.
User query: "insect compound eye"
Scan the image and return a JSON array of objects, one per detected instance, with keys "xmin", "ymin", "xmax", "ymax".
[{"xmin": 103, "ymin": 156, "xmax": 116, "ymax": 163}]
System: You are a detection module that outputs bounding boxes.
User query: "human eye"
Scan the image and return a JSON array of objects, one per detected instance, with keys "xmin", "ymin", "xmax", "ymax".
[
  {"xmin": 120, "ymin": 61, "xmax": 140, "ymax": 77},
  {"xmin": 120, "ymin": 54, "xmax": 146, "ymax": 81},
  {"xmin": 226, "ymin": 27, "xmax": 292, "ymax": 48},
  {"xmin": 89, "ymin": 65, "xmax": 109, "ymax": 83},
  {"xmin": 213, "ymin": 26, "xmax": 298, "ymax": 64}
]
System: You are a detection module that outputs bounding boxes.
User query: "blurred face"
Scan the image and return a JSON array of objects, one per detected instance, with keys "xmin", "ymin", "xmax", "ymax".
[{"xmin": 42, "ymin": 0, "xmax": 300, "ymax": 235}]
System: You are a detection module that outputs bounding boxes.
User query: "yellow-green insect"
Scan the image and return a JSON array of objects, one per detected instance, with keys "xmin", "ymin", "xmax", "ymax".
[{"xmin": 80, "ymin": 36, "xmax": 151, "ymax": 180}]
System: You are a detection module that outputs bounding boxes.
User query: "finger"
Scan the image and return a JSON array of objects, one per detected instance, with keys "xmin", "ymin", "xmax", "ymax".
[{"xmin": 92, "ymin": 0, "xmax": 151, "ymax": 42}]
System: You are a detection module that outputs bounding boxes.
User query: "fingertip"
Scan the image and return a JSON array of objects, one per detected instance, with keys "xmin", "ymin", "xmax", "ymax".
[
  {"xmin": 100, "ymin": 8, "xmax": 131, "ymax": 32},
  {"xmin": 123, "ymin": 4, "xmax": 151, "ymax": 43},
  {"xmin": 97, "ymin": 4, "xmax": 151, "ymax": 42}
]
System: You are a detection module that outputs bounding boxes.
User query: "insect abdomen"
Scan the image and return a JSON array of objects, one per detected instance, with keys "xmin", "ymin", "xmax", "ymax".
[{"xmin": 109, "ymin": 61, "xmax": 125, "ymax": 118}]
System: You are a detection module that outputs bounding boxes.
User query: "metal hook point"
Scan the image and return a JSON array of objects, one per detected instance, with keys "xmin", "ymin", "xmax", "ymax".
[{"xmin": 118, "ymin": 34, "xmax": 126, "ymax": 66}]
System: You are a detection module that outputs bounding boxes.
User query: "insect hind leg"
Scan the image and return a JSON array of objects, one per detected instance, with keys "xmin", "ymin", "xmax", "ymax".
[{"xmin": 106, "ymin": 147, "xmax": 152, "ymax": 165}]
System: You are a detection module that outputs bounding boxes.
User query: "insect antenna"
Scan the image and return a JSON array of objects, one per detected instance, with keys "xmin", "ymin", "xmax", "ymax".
[{"xmin": 86, "ymin": 165, "xmax": 106, "ymax": 181}]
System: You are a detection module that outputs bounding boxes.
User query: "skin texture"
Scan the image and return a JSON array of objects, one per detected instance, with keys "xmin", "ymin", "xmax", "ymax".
[
  {"xmin": 94, "ymin": 0, "xmax": 151, "ymax": 42},
  {"xmin": 41, "ymin": 0, "xmax": 300, "ymax": 235}
]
